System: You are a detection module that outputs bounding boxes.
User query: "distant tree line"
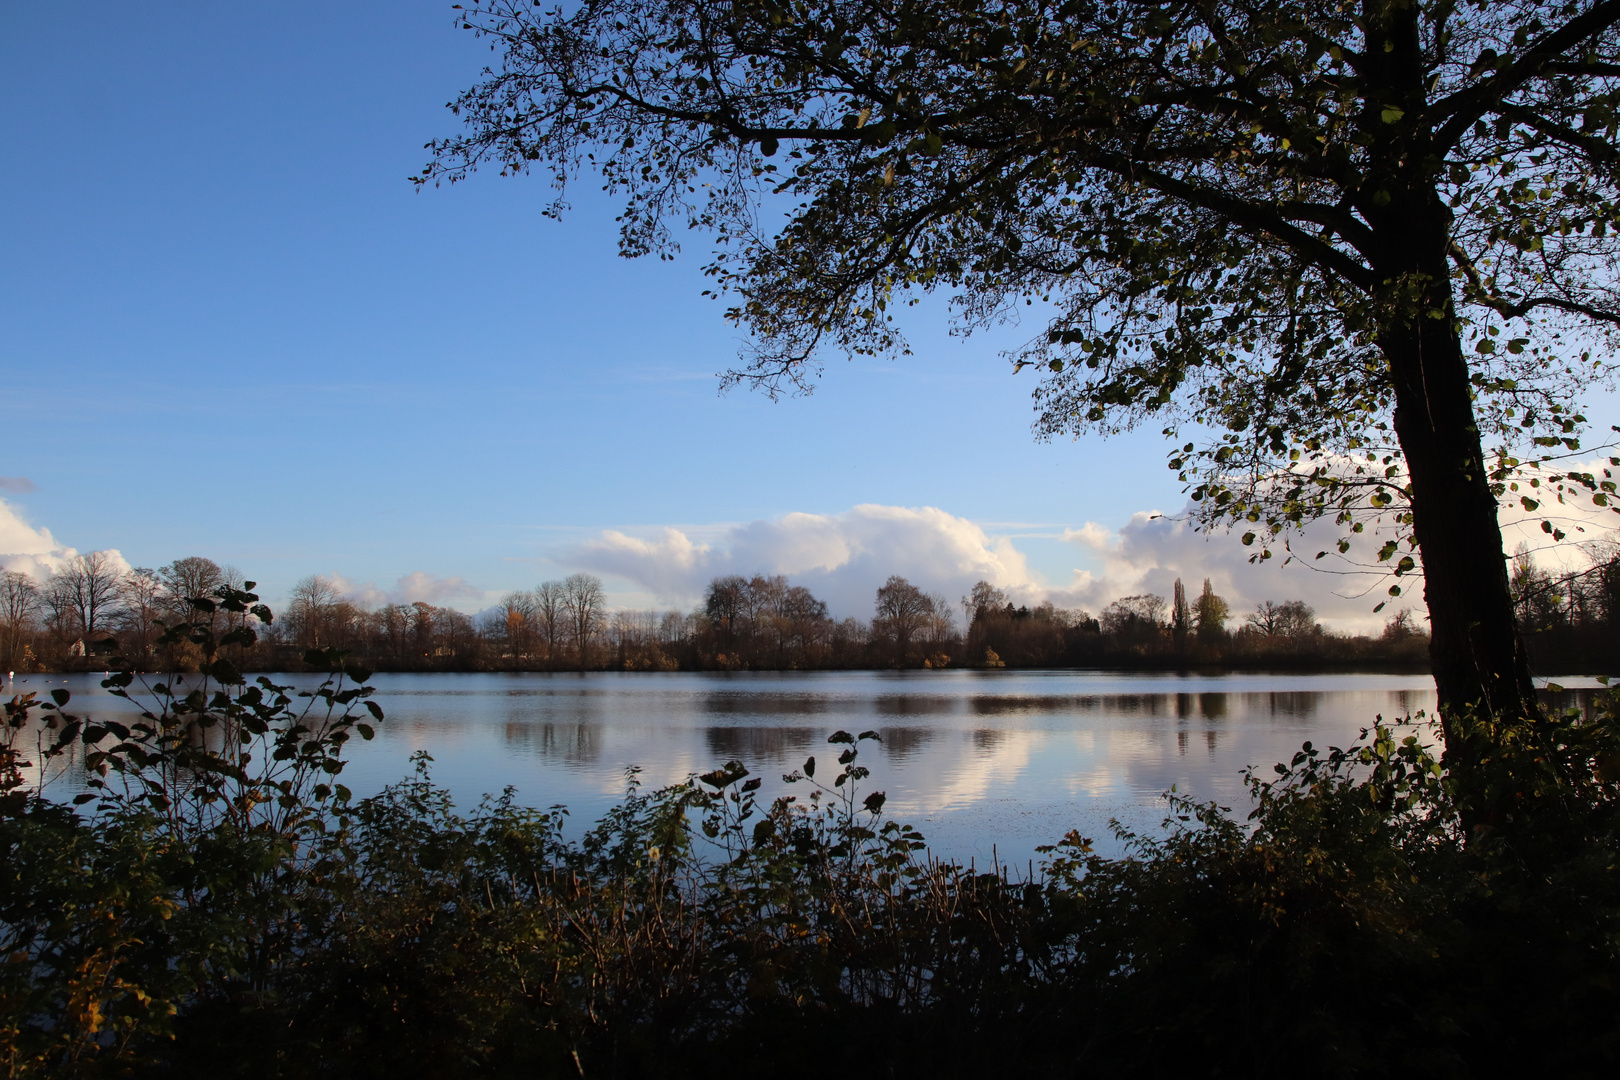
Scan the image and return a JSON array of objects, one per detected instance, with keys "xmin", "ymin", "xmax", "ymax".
[
  {"xmin": 959, "ymin": 578, "xmax": 1435, "ymax": 670},
  {"xmin": 0, "ymin": 555, "xmax": 249, "ymax": 674},
  {"xmin": 4, "ymin": 549, "xmax": 1615, "ymax": 675},
  {"xmin": 1508, "ymin": 544, "xmax": 1620, "ymax": 673}
]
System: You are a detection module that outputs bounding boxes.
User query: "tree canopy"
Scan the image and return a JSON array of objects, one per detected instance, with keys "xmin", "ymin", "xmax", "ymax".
[{"xmin": 423, "ymin": 1, "xmax": 1620, "ymax": 765}]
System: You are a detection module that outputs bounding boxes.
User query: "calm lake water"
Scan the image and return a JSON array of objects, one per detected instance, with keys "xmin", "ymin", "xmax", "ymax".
[{"xmin": 18, "ymin": 669, "xmax": 1502, "ymax": 864}]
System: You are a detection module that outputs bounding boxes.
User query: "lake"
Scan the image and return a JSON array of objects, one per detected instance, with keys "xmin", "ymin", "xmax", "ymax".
[{"xmin": 19, "ymin": 668, "xmax": 1518, "ymax": 864}]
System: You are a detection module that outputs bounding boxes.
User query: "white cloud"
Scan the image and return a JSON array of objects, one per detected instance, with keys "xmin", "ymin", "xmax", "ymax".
[
  {"xmin": 324, "ymin": 571, "xmax": 487, "ymax": 610},
  {"xmin": 0, "ymin": 496, "xmax": 83, "ymax": 579},
  {"xmin": 573, "ymin": 504, "xmax": 1043, "ymax": 617},
  {"xmin": 1062, "ymin": 521, "xmax": 1119, "ymax": 554},
  {"xmin": 1052, "ymin": 510, "xmax": 1406, "ymax": 633},
  {"xmin": 573, "ymin": 501, "xmax": 1388, "ymax": 625},
  {"xmin": 1049, "ymin": 457, "xmax": 1619, "ymax": 633},
  {"xmin": 1494, "ymin": 456, "xmax": 1619, "ymax": 571},
  {"xmin": 567, "ymin": 480, "xmax": 1618, "ymax": 633}
]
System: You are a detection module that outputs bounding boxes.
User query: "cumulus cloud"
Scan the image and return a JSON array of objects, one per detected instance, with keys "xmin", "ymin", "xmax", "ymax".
[
  {"xmin": 572, "ymin": 501, "xmax": 1397, "ymax": 627},
  {"xmin": 1051, "ymin": 510, "xmax": 1406, "ymax": 633},
  {"xmin": 1063, "ymin": 522, "xmax": 1118, "ymax": 554},
  {"xmin": 568, "ymin": 478, "xmax": 1618, "ymax": 633},
  {"xmin": 574, "ymin": 504, "xmax": 1042, "ymax": 617},
  {"xmin": 1048, "ymin": 457, "xmax": 1619, "ymax": 634},
  {"xmin": 324, "ymin": 570, "xmax": 486, "ymax": 610},
  {"xmin": 0, "ymin": 496, "xmax": 84, "ymax": 579},
  {"xmin": 1493, "ymin": 456, "xmax": 1619, "ymax": 570},
  {"xmin": 0, "ymin": 477, "xmax": 37, "ymax": 494}
]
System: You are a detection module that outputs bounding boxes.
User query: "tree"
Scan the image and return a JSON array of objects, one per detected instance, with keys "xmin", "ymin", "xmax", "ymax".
[
  {"xmin": 1194, "ymin": 580, "xmax": 1229, "ymax": 644},
  {"xmin": 1101, "ymin": 594, "xmax": 1167, "ymax": 643},
  {"xmin": 961, "ymin": 581, "xmax": 1009, "ymax": 629},
  {"xmin": 119, "ymin": 567, "xmax": 165, "ymax": 663},
  {"xmin": 535, "ymin": 579, "xmax": 568, "ymax": 668},
  {"xmin": 562, "ymin": 572, "xmax": 606, "ymax": 671},
  {"xmin": 39, "ymin": 575, "xmax": 79, "ymax": 646},
  {"xmin": 375, "ymin": 604, "xmax": 413, "ymax": 664},
  {"xmin": 924, "ymin": 592, "xmax": 957, "ymax": 648},
  {"xmin": 0, "ymin": 570, "xmax": 39, "ymax": 670},
  {"xmin": 1246, "ymin": 598, "xmax": 1320, "ymax": 637},
  {"xmin": 497, "ymin": 590, "xmax": 537, "ymax": 659},
  {"xmin": 704, "ymin": 574, "xmax": 753, "ymax": 651},
  {"xmin": 1171, "ymin": 578, "xmax": 1191, "ymax": 652},
  {"xmin": 286, "ymin": 576, "xmax": 341, "ymax": 649},
  {"xmin": 157, "ymin": 556, "xmax": 224, "ymax": 617},
  {"xmin": 1596, "ymin": 547, "xmax": 1620, "ymax": 625},
  {"xmin": 1509, "ymin": 543, "xmax": 1565, "ymax": 631},
  {"xmin": 1383, "ymin": 606, "xmax": 1423, "ymax": 641},
  {"xmin": 772, "ymin": 583, "xmax": 831, "ymax": 663},
  {"xmin": 873, "ymin": 575, "xmax": 933, "ymax": 665},
  {"xmin": 54, "ymin": 551, "xmax": 125, "ymax": 647},
  {"xmin": 426, "ymin": 0, "xmax": 1620, "ymax": 769}
]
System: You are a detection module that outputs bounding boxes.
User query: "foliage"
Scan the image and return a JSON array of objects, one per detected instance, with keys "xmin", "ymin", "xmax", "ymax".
[{"xmin": 0, "ymin": 579, "xmax": 383, "ymax": 1077}]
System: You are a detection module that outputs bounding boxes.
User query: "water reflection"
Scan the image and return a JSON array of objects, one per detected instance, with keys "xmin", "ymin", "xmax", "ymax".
[
  {"xmin": 701, "ymin": 692, "xmax": 830, "ymax": 717},
  {"xmin": 502, "ymin": 722, "xmax": 602, "ymax": 765},
  {"xmin": 877, "ymin": 694, "xmax": 956, "ymax": 716},
  {"xmin": 1262, "ymin": 691, "xmax": 1316, "ymax": 718},
  {"xmin": 876, "ymin": 727, "xmax": 933, "ymax": 760},
  {"xmin": 703, "ymin": 726, "xmax": 819, "ymax": 761},
  {"xmin": 25, "ymin": 669, "xmax": 1472, "ymax": 864}
]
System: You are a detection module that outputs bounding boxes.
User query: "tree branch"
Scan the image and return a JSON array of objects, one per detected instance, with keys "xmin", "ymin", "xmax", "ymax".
[{"xmin": 1431, "ymin": 0, "xmax": 1620, "ymax": 153}]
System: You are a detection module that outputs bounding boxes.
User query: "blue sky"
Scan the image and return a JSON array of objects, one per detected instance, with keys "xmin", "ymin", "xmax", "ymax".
[{"xmin": 3, "ymin": 2, "xmax": 1614, "ymax": 628}]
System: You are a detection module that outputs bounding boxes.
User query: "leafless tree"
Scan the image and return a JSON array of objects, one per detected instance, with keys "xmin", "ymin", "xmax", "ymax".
[
  {"xmin": 924, "ymin": 593, "xmax": 956, "ymax": 648},
  {"xmin": 1246, "ymin": 600, "xmax": 1319, "ymax": 638},
  {"xmin": 54, "ymin": 551, "xmax": 126, "ymax": 647},
  {"xmin": 157, "ymin": 556, "xmax": 225, "ymax": 617},
  {"xmin": 874, "ymin": 575, "xmax": 932, "ymax": 666},
  {"xmin": 286, "ymin": 575, "xmax": 341, "ymax": 648},
  {"xmin": 120, "ymin": 567, "xmax": 165, "ymax": 662},
  {"xmin": 659, "ymin": 610, "xmax": 693, "ymax": 649},
  {"xmin": 0, "ymin": 570, "xmax": 39, "ymax": 670},
  {"xmin": 561, "ymin": 573, "xmax": 605, "ymax": 671},
  {"xmin": 497, "ymin": 590, "xmax": 537, "ymax": 659},
  {"xmin": 704, "ymin": 575, "xmax": 753, "ymax": 650},
  {"xmin": 535, "ymin": 580, "xmax": 567, "ymax": 668}
]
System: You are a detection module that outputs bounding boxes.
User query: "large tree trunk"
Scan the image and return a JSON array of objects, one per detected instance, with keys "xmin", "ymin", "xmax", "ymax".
[
  {"xmin": 1377, "ymin": 210, "xmax": 1539, "ymax": 778},
  {"xmin": 1360, "ymin": 1, "xmax": 1537, "ymax": 832}
]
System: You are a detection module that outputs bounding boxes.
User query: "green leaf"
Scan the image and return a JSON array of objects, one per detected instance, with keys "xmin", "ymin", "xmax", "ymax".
[{"xmin": 1380, "ymin": 105, "xmax": 1405, "ymax": 123}]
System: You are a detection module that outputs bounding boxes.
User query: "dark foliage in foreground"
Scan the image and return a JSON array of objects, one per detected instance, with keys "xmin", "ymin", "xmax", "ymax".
[{"xmin": 3, "ymin": 594, "xmax": 1618, "ymax": 1077}]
